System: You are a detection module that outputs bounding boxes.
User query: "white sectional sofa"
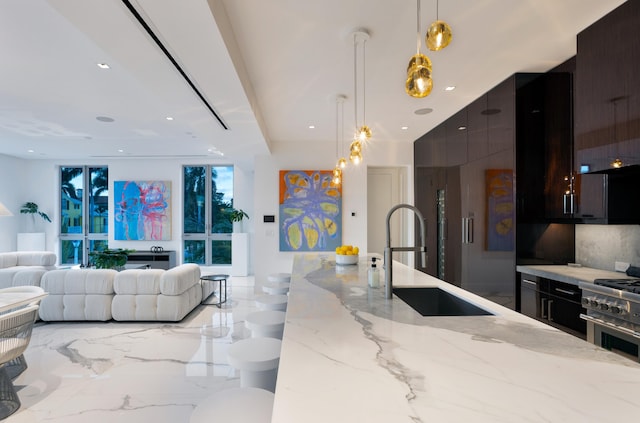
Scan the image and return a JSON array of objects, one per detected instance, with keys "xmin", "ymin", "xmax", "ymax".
[
  {"xmin": 0, "ymin": 251, "xmax": 57, "ymax": 289},
  {"xmin": 38, "ymin": 263, "xmax": 203, "ymax": 322}
]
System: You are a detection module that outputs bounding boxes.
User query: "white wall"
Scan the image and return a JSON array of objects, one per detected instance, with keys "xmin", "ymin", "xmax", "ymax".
[
  {"xmin": 252, "ymin": 140, "xmax": 413, "ymax": 284},
  {"xmin": 0, "ymin": 155, "xmax": 253, "ymax": 267},
  {"xmin": 0, "ymin": 154, "xmax": 28, "ymax": 251},
  {"xmin": 1, "ymin": 140, "xmax": 412, "ymax": 275}
]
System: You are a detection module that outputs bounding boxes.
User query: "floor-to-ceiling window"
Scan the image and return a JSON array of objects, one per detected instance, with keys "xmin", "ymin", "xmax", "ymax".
[
  {"xmin": 59, "ymin": 166, "xmax": 108, "ymax": 265},
  {"xmin": 183, "ymin": 165, "xmax": 235, "ymax": 265}
]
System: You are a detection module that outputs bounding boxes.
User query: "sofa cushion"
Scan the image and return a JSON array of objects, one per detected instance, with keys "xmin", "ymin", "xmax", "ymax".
[
  {"xmin": 39, "ymin": 294, "xmax": 113, "ymax": 321},
  {"xmin": 38, "ymin": 269, "xmax": 117, "ymax": 321},
  {"xmin": 16, "ymin": 251, "xmax": 56, "ymax": 267},
  {"xmin": 160, "ymin": 263, "xmax": 200, "ymax": 295},
  {"xmin": 0, "ymin": 267, "xmax": 48, "ymax": 289},
  {"xmin": 41, "ymin": 269, "xmax": 116, "ymax": 294},
  {"xmin": 0, "ymin": 253, "xmax": 18, "ymax": 269},
  {"xmin": 112, "ymin": 283, "xmax": 202, "ymax": 321},
  {"xmin": 113, "ymin": 269, "xmax": 164, "ymax": 295}
]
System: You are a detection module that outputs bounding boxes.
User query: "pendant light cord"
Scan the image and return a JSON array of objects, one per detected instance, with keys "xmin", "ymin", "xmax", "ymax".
[
  {"xmin": 416, "ymin": 0, "xmax": 421, "ymax": 54},
  {"xmin": 335, "ymin": 99, "xmax": 339, "ymax": 158},
  {"xmin": 341, "ymin": 98, "xmax": 345, "ymax": 155},
  {"xmin": 354, "ymin": 34, "xmax": 359, "ymax": 130},
  {"xmin": 362, "ymin": 39, "xmax": 366, "ymax": 127}
]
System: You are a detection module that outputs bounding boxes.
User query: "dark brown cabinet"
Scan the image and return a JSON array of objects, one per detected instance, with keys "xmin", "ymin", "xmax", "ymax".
[
  {"xmin": 575, "ymin": 0, "xmax": 640, "ymax": 173},
  {"xmin": 415, "ymin": 75, "xmax": 517, "ymax": 308},
  {"xmin": 127, "ymin": 250, "xmax": 176, "ymax": 269},
  {"xmin": 519, "ymin": 273, "xmax": 586, "ymax": 339}
]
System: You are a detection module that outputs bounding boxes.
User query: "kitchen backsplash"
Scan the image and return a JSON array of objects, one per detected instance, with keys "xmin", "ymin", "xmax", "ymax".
[{"xmin": 576, "ymin": 225, "xmax": 640, "ymax": 271}]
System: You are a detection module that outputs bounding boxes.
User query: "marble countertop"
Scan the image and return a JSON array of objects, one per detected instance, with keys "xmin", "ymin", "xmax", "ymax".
[
  {"xmin": 516, "ymin": 264, "xmax": 633, "ymax": 286},
  {"xmin": 271, "ymin": 254, "xmax": 640, "ymax": 423}
]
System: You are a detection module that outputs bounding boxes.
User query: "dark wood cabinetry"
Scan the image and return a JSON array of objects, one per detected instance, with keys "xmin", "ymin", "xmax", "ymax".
[
  {"xmin": 519, "ymin": 273, "xmax": 586, "ymax": 338},
  {"xmin": 127, "ymin": 250, "xmax": 176, "ymax": 269},
  {"xmin": 415, "ymin": 76, "xmax": 517, "ymax": 308},
  {"xmin": 575, "ymin": 0, "xmax": 640, "ymax": 173}
]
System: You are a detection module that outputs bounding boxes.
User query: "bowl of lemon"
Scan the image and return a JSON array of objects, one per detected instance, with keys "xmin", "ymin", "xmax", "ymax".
[{"xmin": 335, "ymin": 245, "xmax": 359, "ymax": 265}]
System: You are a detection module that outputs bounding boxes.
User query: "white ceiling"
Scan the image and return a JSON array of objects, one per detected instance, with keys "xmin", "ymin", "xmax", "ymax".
[{"xmin": 0, "ymin": 0, "xmax": 627, "ymax": 167}]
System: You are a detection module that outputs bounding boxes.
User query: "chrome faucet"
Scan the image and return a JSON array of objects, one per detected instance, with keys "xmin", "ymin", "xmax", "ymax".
[{"xmin": 384, "ymin": 204, "xmax": 427, "ymax": 299}]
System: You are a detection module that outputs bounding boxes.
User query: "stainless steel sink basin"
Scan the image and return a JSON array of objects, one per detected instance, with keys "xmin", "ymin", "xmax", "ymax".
[{"xmin": 392, "ymin": 287, "xmax": 493, "ymax": 316}]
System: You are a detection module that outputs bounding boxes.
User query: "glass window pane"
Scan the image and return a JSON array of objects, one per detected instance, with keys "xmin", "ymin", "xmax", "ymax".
[
  {"xmin": 184, "ymin": 240, "xmax": 205, "ymax": 264},
  {"xmin": 183, "ymin": 166, "xmax": 206, "ymax": 233},
  {"xmin": 60, "ymin": 167, "xmax": 83, "ymax": 234},
  {"xmin": 60, "ymin": 239, "xmax": 83, "ymax": 265},
  {"xmin": 89, "ymin": 167, "xmax": 109, "ymax": 233},
  {"xmin": 211, "ymin": 166, "xmax": 234, "ymax": 234},
  {"xmin": 211, "ymin": 240, "xmax": 231, "ymax": 264}
]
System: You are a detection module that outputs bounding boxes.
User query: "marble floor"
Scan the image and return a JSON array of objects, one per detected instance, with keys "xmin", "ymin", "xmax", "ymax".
[{"xmin": 8, "ymin": 276, "xmax": 261, "ymax": 422}]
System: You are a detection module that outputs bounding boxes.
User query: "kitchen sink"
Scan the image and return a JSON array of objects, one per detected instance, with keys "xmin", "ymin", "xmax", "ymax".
[{"xmin": 392, "ymin": 287, "xmax": 493, "ymax": 316}]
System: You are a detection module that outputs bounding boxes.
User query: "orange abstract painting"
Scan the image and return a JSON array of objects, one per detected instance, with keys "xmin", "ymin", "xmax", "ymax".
[
  {"xmin": 279, "ymin": 170, "xmax": 342, "ymax": 251},
  {"xmin": 485, "ymin": 169, "xmax": 514, "ymax": 251}
]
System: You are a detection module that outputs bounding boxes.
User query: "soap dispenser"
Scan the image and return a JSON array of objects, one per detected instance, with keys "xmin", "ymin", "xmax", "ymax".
[{"xmin": 368, "ymin": 257, "xmax": 380, "ymax": 288}]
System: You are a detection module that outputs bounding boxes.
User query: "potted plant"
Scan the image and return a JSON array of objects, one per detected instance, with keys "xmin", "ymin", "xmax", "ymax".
[
  {"xmin": 229, "ymin": 208, "xmax": 249, "ymax": 229},
  {"xmin": 89, "ymin": 248, "xmax": 135, "ymax": 270},
  {"xmin": 18, "ymin": 202, "xmax": 51, "ymax": 250},
  {"xmin": 20, "ymin": 202, "xmax": 51, "ymax": 226},
  {"xmin": 228, "ymin": 208, "xmax": 250, "ymax": 277}
]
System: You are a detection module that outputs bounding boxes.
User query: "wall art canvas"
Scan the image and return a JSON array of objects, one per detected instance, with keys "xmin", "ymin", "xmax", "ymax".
[
  {"xmin": 485, "ymin": 169, "xmax": 514, "ymax": 251},
  {"xmin": 279, "ymin": 170, "xmax": 342, "ymax": 252},
  {"xmin": 114, "ymin": 180, "xmax": 171, "ymax": 240}
]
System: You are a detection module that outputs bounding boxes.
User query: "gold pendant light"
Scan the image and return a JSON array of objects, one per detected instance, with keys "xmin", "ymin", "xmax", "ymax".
[
  {"xmin": 406, "ymin": 0, "xmax": 433, "ymax": 98},
  {"xmin": 351, "ymin": 29, "xmax": 371, "ymax": 164},
  {"xmin": 426, "ymin": 0, "xmax": 452, "ymax": 51},
  {"xmin": 333, "ymin": 95, "xmax": 346, "ymax": 185}
]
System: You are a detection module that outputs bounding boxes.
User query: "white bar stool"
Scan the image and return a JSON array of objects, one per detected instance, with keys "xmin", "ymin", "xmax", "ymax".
[
  {"xmin": 245, "ymin": 310, "xmax": 286, "ymax": 339},
  {"xmin": 267, "ymin": 272, "xmax": 291, "ymax": 283},
  {"xmin": 227, "ymin": 337, "xmax": 282, "ymax": 392},
  {"xmin": 262, "ymin": 282, "xmax": 290, "ymax": 295},
  {"xmin": 255, "ymin": 294, "xmax": 288, "ymax": 311},
  {"xmin": 190, "ymin": 387, "xmax": 274, "ymax": 423}
]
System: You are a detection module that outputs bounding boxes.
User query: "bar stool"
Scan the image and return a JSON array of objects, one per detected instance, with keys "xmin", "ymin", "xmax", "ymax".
[
  {"xmin": 227, "ymin": 337, "xmax": 281, "ymax": 392},
  {"xmin": 267, "ymin": 272, "xmax": 291, "ymax": 283},
  {"xmin": 190, "ymin": 387, "xmax": 274, "ymax": 423},
  {"xmin": 245, "ymin": 310, "xmax": 286, "ymax": 339},
  {"xmin": 262, "ymin": 282, "xmax": 289, "ymax": 295},
  {"xmin": 255, "ymin": 294, "xmax": 288, "ymax": 311}
]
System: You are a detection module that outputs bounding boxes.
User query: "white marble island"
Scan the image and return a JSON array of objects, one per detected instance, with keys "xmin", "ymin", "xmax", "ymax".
[{"xmin": 271, "ymin": 254, "xmax": 640, "ymax": 422}]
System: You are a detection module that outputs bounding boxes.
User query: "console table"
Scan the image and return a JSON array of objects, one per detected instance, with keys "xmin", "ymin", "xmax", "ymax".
[{"xmin": 126, "ymin": 250, "xmax": 176, "ymax": 270}]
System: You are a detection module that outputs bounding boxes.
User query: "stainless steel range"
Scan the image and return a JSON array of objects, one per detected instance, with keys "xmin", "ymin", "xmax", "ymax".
[{"xmin": 580, "ymin": 279, "xmax": 640, "ymax": 361}]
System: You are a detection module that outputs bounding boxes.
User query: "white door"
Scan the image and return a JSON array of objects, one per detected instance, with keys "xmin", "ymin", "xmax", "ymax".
[{"xmin": 367, "ymin": 167, "xmax": 407, "ymax": 264}]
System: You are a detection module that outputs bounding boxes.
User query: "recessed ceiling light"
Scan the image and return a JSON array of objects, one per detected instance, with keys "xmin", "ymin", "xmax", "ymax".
[
  {"xmin": 166, "ymin": 116, "xmax": 174, "ymax": 121},
  {"xmin": 414, "ymin": 108, "xmax": 433, "ymax": 115},
  {"xmin": 117, "ymin": 149, "xmax": 124, "ymax": 153},
  {"xmin": 27, "ymin": 149, "xmax": 34, "ymax": 153},
  {"xmin": 97, "ymin": 63, "xmax": 110, "ymax": 69},
  {"xmin": 96, "ymin": 116, "xmax": 115, "ymax": 122},
  {"xmin": 308, "ymin": 125, "xmax": 315, "ymax": 129},
  {"xmin": 445, "ymin": 86, "xmax": 456, "ymax": 91},
  {"xmin": 401, "ymin": 126, "xmax": 409, "ymax": 130},
  {"xmin": 458, "ymin": 125, "xmax": 467, "ymax": 131}
]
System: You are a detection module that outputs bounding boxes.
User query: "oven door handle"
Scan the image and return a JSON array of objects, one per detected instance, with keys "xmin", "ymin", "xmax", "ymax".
[
  {"xmin": 580, "ymin": 314, "xmax": 640, "ymax": 339},
  {"xmin": 555, "ymin": 288, "xmax": 578, "ymax": 296}
]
